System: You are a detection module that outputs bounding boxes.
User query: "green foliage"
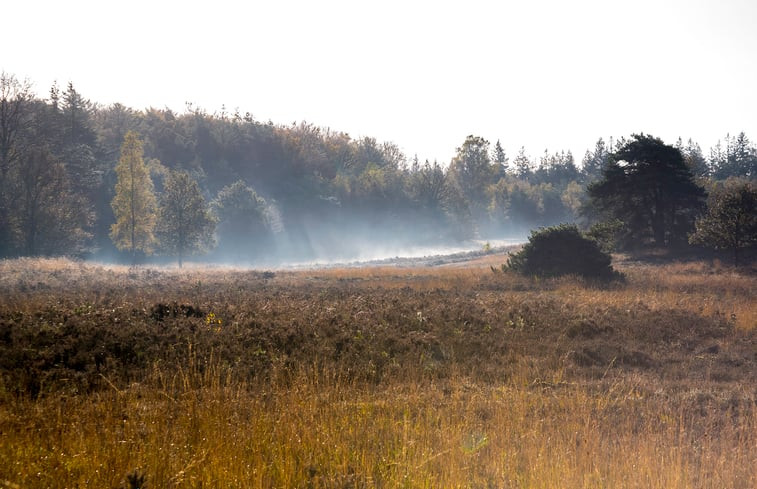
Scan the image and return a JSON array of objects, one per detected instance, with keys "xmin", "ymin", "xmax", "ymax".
[
  {"xmin": 408, "ymin": 160, "xmax": 449, "ymax": 213},
  {"xmin": 689, "ymin": 181, "xmax": 757, "ymax": 265},
  {"xmin": 448, "ymin": 135, "xmax": 497, "ymax": 219},
  {"xmin": 507, "ymin": 224, "xmax": 618, "ymax": 279},
  {"xmin": 676, "ymin": 137, "xmax": 709, "ymax": 178},
  {"xmin": 512, "ymin": 146, "xmax": 532, "ymax": 179},
  {"xmin": 489, "ymin": 177, "xmax": 579, "ymax": 233},
  {"xmin": 212, "ymin": 180, "xmax": 270, "ymax": 258},
  {"xmin": 213, "ymin": 180, "xmax": 268, "ymax": 227},
  {"xmin": 560, "ymin": 181, "xmax": 585, "ymax": 217},
  {"xmin": 492, "ymin": 139, "xmax": 508, "ymax": 173},
  {"xmin": 710, "ymin": 132, "xmax": 757, "ymax": 179},
  {"xmin": 17, "ymin": 148, "xmax": 93, "ymax": 255},
  {"xmin": 581, "ymin": 138, "xmax": 610, "ymax": 182},
  {"xmin": 534, "ymin": 150, "xmax": 579, "ymax": 186},
  {"xmin": 6, "ymin": 70, "xmax": 757, "ymax": 262},
  {"xmin": 586, "ymin": 219, "xmax": 625, "ymax": 253},
  {"xmin": 587, "ymin": 134, "xmax": 705, "ymax": 248},
  {"xmin": 156, "ymin": 170, "xmax": 216, "ymax": 267},
  {"xmin": 110, "ymin": 131, "xmax": 158, "ymax": 259}
]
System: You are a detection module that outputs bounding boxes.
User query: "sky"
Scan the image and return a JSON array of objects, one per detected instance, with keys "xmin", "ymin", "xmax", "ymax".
[{"xmin": 3, "ymin": 0, "xmax": 757, "ymax": 165}]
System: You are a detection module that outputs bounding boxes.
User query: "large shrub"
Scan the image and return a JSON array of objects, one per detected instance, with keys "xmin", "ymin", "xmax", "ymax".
[{"xmin": 507, "ymin": 224, "xmax": 618, "ymax": 279}]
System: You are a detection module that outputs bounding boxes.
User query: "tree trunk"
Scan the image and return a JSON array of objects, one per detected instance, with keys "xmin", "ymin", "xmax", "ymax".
[
  {"xmin": 652, "ymin": 189, "xmax": 666, "ymax": 246},
  {"xmin": 651, "ymin": 213, "xmax": 666, "ymax": 247}
]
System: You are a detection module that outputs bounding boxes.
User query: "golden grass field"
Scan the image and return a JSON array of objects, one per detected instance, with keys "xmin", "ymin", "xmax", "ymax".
[{"xmin": 0, "ymin": 255, "xmax": 755, "ymax": 488}]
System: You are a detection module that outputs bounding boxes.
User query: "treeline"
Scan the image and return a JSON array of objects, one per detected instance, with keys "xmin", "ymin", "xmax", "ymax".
[{"xmin": 0, "ymin": 73, "xmax": 755, "ymax": 263}]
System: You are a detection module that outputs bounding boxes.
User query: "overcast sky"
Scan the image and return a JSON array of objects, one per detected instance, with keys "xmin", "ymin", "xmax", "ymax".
[{"xmin": 3, "ymin": 0, "xmax": 756, "ymax": 164}]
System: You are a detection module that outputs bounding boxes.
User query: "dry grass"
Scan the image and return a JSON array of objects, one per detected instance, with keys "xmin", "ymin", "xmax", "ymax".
[
  {"xmin": 0, "ymin": 256, "xmax": 755, "ymax": 488},
  {"xmin": 2, "ymin": 368, "xmax": 754, "ymax": 488},
  {"xmin": 550, "ymin": 260, "xmax": 757, "ymax": 331}
]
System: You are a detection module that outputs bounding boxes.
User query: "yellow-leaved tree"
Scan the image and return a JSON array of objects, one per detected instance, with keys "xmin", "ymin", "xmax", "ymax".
[{"xmin": 110, "ymin": 131, "xmax": 157, "ymax": 263}]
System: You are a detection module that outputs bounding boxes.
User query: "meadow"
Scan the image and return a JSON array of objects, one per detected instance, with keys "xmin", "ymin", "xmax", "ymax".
[{"xmin": 0, "ymin": 255, "xmax": 755, "ymax": 488}]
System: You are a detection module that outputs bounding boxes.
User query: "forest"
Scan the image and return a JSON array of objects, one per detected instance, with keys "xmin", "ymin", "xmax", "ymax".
[{"xmin": 1, "ymin": 72, "xmax": 755, "ymax": 265}]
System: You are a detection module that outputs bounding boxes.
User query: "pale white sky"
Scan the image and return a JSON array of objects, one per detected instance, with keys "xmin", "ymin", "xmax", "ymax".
[{"xmin": 3, "ymin": 0, "xmax": 756, "ymax": 164}]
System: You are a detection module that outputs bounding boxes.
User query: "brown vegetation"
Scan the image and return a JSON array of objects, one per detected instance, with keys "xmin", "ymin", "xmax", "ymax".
[{"xmin": 0, "ymin": 256, "xmax": 755, "ymax": 488}]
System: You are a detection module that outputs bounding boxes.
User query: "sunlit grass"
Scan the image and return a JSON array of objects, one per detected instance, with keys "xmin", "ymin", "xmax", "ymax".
[
  {"xmin": 2, "ymin": 365, "xmax": 754, "ymax": 489},
  {"xmin": 0, "ymin": 256, "xmax": 755, "ymax": 487},
  {"xmin": 552, "ymin": 260, "xmax": 756, "ymax": 331}
]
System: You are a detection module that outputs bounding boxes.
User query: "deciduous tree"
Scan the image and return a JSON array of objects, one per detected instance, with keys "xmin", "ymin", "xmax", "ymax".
[
  {"xmin": 110, "ymin": 131, "xmax": 157, "ymax": 262},
  {"xmin": 0, "ymin": 72, "xmax": 33, "ymax": 254},
  {"xmin": 0, "ymin": 72, "xmax": 32, "ymax": 179},
  {"xmin": 17, "ymin": 148, "xmax": 92, "ymax": 255},
  {"xmin": 689, "ymin": 181, "xmax": 757, "ymax": 265},
  {"xmin": 156, "ymin": 170, "xmax": 216, "ymax": 267},
  {"xmin": 448, "ymin": 135, "xmax": 496, "ymax": 222},
  {"xmin": 212, "ymin": 180, "xmax": 269, "ymax": 259}
]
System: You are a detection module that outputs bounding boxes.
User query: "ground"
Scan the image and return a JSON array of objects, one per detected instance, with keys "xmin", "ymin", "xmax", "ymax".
[{"xmin": 0, "ymin": 253, "xmax": 755, "ymax": 488}]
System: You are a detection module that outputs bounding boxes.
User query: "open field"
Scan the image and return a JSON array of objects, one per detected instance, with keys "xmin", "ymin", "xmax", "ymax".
[{"xmin": 0, "ymin": 256, "xmax": 755, "ymax": 488}]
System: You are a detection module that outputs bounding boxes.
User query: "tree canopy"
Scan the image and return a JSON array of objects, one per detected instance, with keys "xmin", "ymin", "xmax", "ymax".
[
  {"xmin": 156, "ymin": 170, "xmax": 216, "ymax": 267},
  {"xmin": 587, "ymin": 134, "xmax": 705, "ymax": 248},
  {"xmin": 689, "ymin": 181, "xmax": 757, "ymax": 264},
  {"xmin": 110, "ymin": 131, "xmax": 157, "ymax": 261},
  {"xmin": 1, "ymin": 71, "xmax": 755, "ymax": 264},
  {"xmin": 212, "ymin": 180, "xmax": 270, "ymax": 261}
]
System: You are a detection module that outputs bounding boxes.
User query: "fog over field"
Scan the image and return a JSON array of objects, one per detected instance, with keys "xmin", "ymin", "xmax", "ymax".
[
  {"xmin": 154, "ymin": 215, "xmax": 526, "ymax": 269},
  {"xmin": 235, "ymin": 236, "xmax": 524, "ymax": 269}
]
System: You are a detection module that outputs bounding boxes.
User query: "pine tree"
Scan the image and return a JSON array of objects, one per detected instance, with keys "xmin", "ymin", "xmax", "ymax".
[
  {"xmin": 110, "ymin": 131, "xmax": 157, "ymax": 263},
  {"xmin": 493, "ymin": 139, "xmax": 508, "ymax": 175},
  {"xmin": 581, "ymin": 138, "xmax": 609, "ymax": 182},
  {"xmin": 587, "ymin": 134, "xmax": 705, "ymax": 248},
  {"xmin": 512, "ymin": 146, "xmax": 532, "ymax": 179},
  {"xmin": 712, "ymin": 132, "xmax": 757, "ymax": 178},
  {"xmin": 682, "ymin": 139, "xmax": 709, "ymax": 178},
  {"xmin": 156, "ymin": 170, "xmax": 216, "ymax": 267}
]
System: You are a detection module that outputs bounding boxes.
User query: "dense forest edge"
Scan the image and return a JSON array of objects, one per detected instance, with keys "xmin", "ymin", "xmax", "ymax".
[{"xmin": 0, "ymin": 72, "xmax": 755, "ymax": 266}]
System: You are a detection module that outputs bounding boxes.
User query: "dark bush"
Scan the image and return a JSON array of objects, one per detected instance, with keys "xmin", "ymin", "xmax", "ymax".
[{"xmin": 507, "ymin": 224, "xmax": 619, "ymax": 279}]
